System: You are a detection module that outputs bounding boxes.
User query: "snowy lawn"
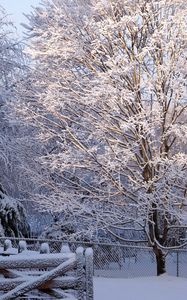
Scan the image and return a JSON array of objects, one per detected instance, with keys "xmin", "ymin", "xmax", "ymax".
[{"xmin": 94, "ymin": 275, "xmax": 187, "ymax": 300}]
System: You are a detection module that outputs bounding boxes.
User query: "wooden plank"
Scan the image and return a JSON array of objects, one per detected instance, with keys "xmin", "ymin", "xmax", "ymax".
[
  {"xmin": 43, "ymin": 288, "xmax": 76, "ymax": 299},
  {"xmin": 0, "ymin": 276, "xmax": 78, "ymax": 291},
  {"xmin": 0, "ymin": 269, "xmax": 24, "ymax": 279},
  {"xmin": 0, "ymin": 257, "xmax": 76, "ymax": 300},
  {"xmin": 40, "ymin": 276, "xmax": 78, "ymax": 290},
  {"xmin": 0, "ymin": 253, "xmax": 75, "ymax": 269}
]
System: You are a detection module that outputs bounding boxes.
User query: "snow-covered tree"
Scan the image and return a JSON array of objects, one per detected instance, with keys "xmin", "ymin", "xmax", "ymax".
[
  {"xmin": 0, "ymin": 6, "xmax": 30, "ymax": 237},
  {"xmin": 0, "ymin": 189, "xmax": 30, "ymax": 237},
  {"xmin": 15, "ymin": 0, "xmax": 187, "ymax": 274}
]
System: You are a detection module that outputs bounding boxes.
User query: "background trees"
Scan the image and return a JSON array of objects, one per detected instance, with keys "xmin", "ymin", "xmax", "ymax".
[
  {"xmin": 0, "ymin": 6, "xmax": 30, "ymax": 237},
  {"xmin": 14, "ymin": 0, "xmax": 187, "ymax": 274}
]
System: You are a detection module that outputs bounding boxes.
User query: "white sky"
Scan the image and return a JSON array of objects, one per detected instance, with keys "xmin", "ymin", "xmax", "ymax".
[{"xmin": 1, "ymin": 0, "xmax": 40, "ymax": 35}]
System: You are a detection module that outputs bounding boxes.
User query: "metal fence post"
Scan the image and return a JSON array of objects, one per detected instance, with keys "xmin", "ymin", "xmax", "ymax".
[{"xmin": 176, "ymin": 251, "xmax": 179, "ymax": 277}]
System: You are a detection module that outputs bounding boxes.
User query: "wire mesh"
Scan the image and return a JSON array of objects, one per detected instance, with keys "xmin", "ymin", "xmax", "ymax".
[{"xmin": 0, "ymin": 237, "xmax": 186, "ymax": 278}]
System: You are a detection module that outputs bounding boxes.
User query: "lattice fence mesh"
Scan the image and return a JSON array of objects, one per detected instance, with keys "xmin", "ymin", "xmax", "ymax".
[{"xmin": 0, "ymin": 237, "xmax": 187, "ymax": 278}]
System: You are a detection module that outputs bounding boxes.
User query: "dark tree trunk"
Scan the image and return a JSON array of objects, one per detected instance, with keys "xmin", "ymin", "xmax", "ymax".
[{"xmin": 154, "ymin": 246, "xmax": 166, "ymax": 276}]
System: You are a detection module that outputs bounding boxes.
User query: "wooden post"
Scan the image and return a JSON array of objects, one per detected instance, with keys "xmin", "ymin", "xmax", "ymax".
[
  {"xmin": 76, "ymin": 247, "xmax": 85, "ymax": 300},
  {"xmin": 4, "ymin": 240, "xmax": 12, "ymax": 252},
  {"xmin": 18, "ymin": 241, "xmax": 27, "ymax": 253},
  {"xmin": 61, "ymin": 244, "xmax": 71, "ymax": 254},
  {"xmin": 85, "ymin": 248, "xmax": 94, "ymax": 300},
  {"xmin": 40, "ymin": 242, "xmax": 50, "ymax": 254}
]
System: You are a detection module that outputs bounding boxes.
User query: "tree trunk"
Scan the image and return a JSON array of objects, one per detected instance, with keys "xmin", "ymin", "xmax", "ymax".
[{"xmin": 154, "ymin": 246, "xmax": 166, "ymax": 276}]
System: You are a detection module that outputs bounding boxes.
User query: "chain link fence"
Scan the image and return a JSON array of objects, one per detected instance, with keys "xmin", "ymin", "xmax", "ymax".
[{"xmin": 0, "ymin": 237, "xmax": 187, "ymax": 278}]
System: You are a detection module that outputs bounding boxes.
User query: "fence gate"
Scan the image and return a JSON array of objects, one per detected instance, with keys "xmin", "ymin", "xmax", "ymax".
[{"xmin": 0, "ymin": 240, "xmax": 93, "ymax": 300}]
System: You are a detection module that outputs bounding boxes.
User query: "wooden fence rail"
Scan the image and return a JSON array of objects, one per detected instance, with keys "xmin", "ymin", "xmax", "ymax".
[{"xmin": 0, "ymin": 239, "xmax": 94, "ymax": 300}]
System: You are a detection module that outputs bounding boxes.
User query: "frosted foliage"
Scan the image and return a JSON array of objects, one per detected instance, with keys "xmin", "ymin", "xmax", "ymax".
[
  {"xmin": 0, "ymin": 7, "xmax": 23, "ymax": 90},
  {"xmin": 0, "ymin": 192, "xmax": 30, "ymax": 238},
  {"xmin": 0, "ymin": 7, "xmax": 32, "ymax": 201},
  {"xmin": 14, "ymin": 0, "xmax": 187, "ymax": 260}
]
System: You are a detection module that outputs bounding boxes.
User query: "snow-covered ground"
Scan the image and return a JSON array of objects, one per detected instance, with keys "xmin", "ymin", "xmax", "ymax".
[{"xmin": 94, "ymin": 275, "xmax": 187, "ymax": 300}]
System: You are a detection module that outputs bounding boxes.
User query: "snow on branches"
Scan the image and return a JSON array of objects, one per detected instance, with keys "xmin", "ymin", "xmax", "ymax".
[{"xmin": 13, "ymin": 0, "xmax": 187, "ymax": 273}]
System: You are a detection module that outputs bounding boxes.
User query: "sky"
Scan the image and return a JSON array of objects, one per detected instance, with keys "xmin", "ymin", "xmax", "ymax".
[{"xmin": 1, "ymin": 0, "xmax": 40, "ymax": 35}]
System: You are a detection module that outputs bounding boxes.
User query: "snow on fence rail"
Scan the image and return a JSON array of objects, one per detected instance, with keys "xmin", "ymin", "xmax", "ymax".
[{"xmin": 0, "ymin": 239, "xmax": 93, "ymax": 300}]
